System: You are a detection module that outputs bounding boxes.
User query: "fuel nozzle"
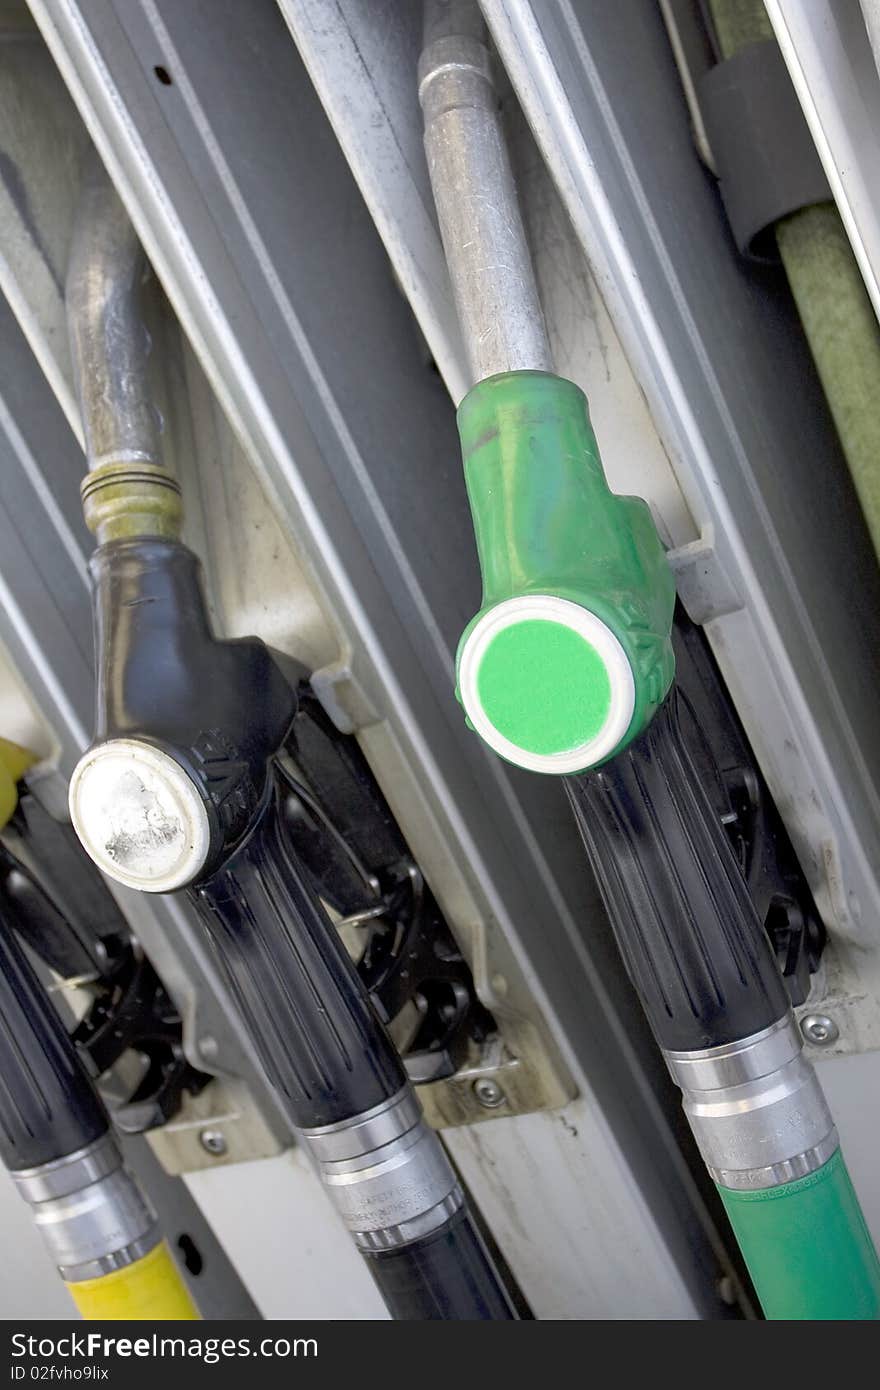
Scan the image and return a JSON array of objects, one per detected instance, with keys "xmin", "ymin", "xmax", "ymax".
[
  {"xmin": 421, "ymin": 0, "xmax": 880, "ymax": 1318},
  {"xmin": 67, "ymin": 503, "xmax": 512, "ymax": 1319},
  {"xmin": 0, "ymin": 743, "xmax": 197, "ymax": 1320},
  {"xmin": 567, "ymin": 692, "xmax": 880, "ymax": 1319},
  {"xmin": 419, "ymin": 2, "xmax": 675, "ymax": 775},
  {"xmin": 64, "ymin": 160, "xmax": 514, "ymax": 1321},
  {"xmin": 452, "ymin": 373, "xmax": 675, "ymax": 773}
]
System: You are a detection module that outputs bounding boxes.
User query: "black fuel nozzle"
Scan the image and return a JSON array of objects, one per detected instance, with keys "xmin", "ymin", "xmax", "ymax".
[
  {"xmin": 69, "ymin": 532, "xmax": 515, "ymax": 1320},
  {"xmin": 82, "ymin": 534, "xmax": 297, "ymax": 884},
  {"xmin": 0, "ymin": 903, "xmax": 108, "ymax": 1172},
  {"xmin": 566, "ymin": 686, "xmax": 790, "ymax": 1055},
  {"xmin": 64, "ymin": 158, "xmax": 513, "ymax": 1317},
  {"xmin": 73, "ymin": 531, "xmax": 408, "ymax": 1123},
  {"xmin": 0, "ymin": 885, "xmax": 197, "ymax": 1315}
]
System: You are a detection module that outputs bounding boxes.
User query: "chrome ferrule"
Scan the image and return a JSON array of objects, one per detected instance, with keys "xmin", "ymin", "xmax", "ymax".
[
  {"xmin": 11, "ymin": 1132, "xmax": 160, "ymax": 1281},
  {"xmin": 664, "ymin": 1014, "xmax": 839, "ymax": 1191},
  {"xmin": 301, "ymin": 1086, "xmax": 463, "ymax": 1250}
]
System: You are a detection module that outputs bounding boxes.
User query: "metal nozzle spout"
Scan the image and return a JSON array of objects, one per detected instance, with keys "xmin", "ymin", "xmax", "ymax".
[
  {"xmin": 66, "ymin": 158, "xmax": 179, "ymax": 542},
  {"xmin": 418, "ymin": 0, "xmax": 552, "ymax": 389}
]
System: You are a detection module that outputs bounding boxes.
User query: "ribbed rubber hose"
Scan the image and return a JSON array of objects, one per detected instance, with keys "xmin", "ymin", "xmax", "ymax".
[{"xmin": 708, "ymin": 0, "xmax": 880, "ymax": 557}]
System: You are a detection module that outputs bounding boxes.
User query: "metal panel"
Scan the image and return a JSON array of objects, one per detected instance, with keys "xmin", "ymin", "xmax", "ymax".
[
  {"xmin": 121, "ymin": 1138, "xmax": 263, "ymax": 1320},
  {"xmin": 278, "ymin": 0, "xmax": 468, "ymax": 403},
  {"xmin": 184, "ymin": 1151, "xmax": 389, "ymax": 1321},
  {"xmin": 23, "ymin": 0, "xmax": 739, "ymax": 1316},
  {"xmin": 767, "ymin": 0, "xmax": 880, "ymax": 326}
]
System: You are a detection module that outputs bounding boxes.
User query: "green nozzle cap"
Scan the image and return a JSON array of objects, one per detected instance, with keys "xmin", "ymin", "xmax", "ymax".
[
  {"xmin": 455, "ymin": 372, "xmax": 675, "ymax": 774},
  {"xmin": 460, "ymin": 595, "xmax": 635, "ymax": 773},
  {"xmin": 478, "ymin": 619, "xmax": 611, "ymax": 756}
]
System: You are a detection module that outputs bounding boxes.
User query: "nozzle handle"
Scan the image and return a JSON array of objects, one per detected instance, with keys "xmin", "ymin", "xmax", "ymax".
[
  {"xmin": 455, "ymin": 372, "xmax": 675, "ymax": 773},
  {"xmin": 190, "ymin": 772, "xmax": 406, "ymax": 1129},
  {"xmin": 566, "ymin": 687, "xmax": 790, "ymax": 1051},
  {"xmin": 0, "ymin": 908, "xmax": 108, "ymax": 1171}
]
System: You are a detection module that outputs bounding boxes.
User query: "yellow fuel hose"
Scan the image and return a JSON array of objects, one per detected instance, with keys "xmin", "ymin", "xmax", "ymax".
[{"xmin": 66, "ymin": 1241, "xmax": 199, "ymax": 1321}]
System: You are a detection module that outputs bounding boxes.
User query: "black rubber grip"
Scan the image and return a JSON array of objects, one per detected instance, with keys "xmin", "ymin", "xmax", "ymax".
[
  {"xmin": 190, "ymin": 773, "xmax": 406, "ymax": 1128},
  {"xmin": 362, "ymin": 1207, "xmax": 517, "ymax": 1320},
  {"xmin": 0, "ymin": 846, "xmax": 99, "ymax": 981},
  {"xmin": 2, "ymin": 789, "xmax": 136, "ymax": 980},
  {"xmin": 566, "ymin": 688, "xmax": 790, "ymax": 1052},
  {"xmin": 0, "ymin": 913, "xmax": 108, "ymax": 1171}
]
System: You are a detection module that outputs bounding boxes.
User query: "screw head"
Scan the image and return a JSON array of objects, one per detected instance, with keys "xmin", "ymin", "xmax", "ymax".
[
  {"xmin": 199, "ymin": 1128, "xmax": 228, "ymax": 1156},
  {"xmin": 801, "ymin": 1014, "xmax": 839, "ymax": 1047},
  {"xmin": 472, "ymin": 1077, "xmax": 505, "ymax": 1109}
]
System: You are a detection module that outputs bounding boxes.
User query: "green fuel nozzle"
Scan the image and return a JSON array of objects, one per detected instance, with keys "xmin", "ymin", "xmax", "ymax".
[
  {"xmin": 455, "ymin": 372, "xmax": 675, "ymax": 772},
  {"xmin": 65, "ymin": 155, "xmax": 516, "ymax": 1323},
  {"xmin": 420, "ymin": 6, "xmax": 673, "ymax": 774},
  {"xmin": 421, "ymin": 0, "xmax": 880, "ymax": 1319}
]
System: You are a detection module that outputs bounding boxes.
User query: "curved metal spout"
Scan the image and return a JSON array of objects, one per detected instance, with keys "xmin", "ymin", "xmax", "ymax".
[
  {"xmin": 419, "ymin": 0, "xmax": 552, "ymax": 386},
  {"xmin": 66, "ymin": 158, "xmax": 162, "ymax": 474}
]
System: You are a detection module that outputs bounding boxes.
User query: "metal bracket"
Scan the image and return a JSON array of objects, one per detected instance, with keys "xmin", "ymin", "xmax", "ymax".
[
  {"xmin": 667, "ymin": 527, "xmax": 742, "ymax": 625},
  {"xmin": 419, "ymin": 1032, "xmax": 570, "ymax": 1129},
  {"xmin": 144, "ymin": 1077, "xmax": 285, "ymax": 1175}
]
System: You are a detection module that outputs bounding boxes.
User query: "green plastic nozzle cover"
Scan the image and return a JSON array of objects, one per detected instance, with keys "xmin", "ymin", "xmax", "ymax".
[
  {"xmin": 455, "ymin": 371, "xmax": 675, "ymax": 769},
  {"xmin": 719, "ymin": 1149, "xmax": 880, "ymax": 1320}
]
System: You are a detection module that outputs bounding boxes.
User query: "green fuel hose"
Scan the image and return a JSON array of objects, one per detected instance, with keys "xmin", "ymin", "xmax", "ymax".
[{"xmin": 719, "ymin": 1151, "xmax": 880, "ymax": 1321}]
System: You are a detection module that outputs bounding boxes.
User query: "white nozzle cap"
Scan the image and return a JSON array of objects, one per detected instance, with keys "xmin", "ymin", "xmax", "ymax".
[{"xmin": 69, "ymin": 739, "xmax": 210, "ymax": 892}]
